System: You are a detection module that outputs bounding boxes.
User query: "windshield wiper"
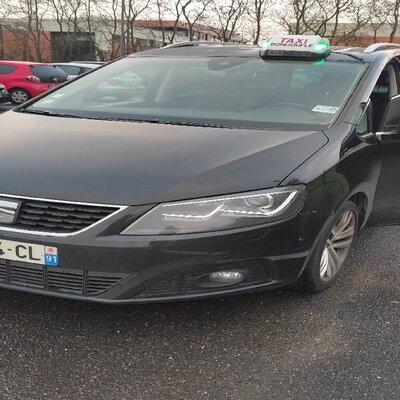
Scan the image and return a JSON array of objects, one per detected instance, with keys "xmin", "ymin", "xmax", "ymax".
[
  {"xmin": 160, "ymin": 120, "xmax": 230, "ymax": 128},
  {"xmin": 17, "ymin": 110, "xmax": 231, "ymax": 128},
  {"xmin": 19, "ymin": 109, "xmax": 83, "ymax": 118},
  {"xmin": 87, "ymin": 116, "xmax": 231, "ymax": 128}
]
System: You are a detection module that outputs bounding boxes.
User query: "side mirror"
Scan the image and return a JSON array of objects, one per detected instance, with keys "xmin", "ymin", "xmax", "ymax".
[{"xmin": 360, "ymin": 131, "xmax": 380, "ymax": 144}]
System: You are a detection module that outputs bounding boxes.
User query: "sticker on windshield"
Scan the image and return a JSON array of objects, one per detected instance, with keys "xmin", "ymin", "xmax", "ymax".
[{"xmin": 312, "ymin": 105, "xmax": 339, "ymax": 114}]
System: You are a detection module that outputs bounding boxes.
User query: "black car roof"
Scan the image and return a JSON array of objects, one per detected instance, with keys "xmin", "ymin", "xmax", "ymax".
[
  {"xmin": 133, "ymin": 44, "xmax": 260, "ymax": 58},
  {"xmin": 132, "ymin": 42, "xmax": 400, "ymax": 65}
]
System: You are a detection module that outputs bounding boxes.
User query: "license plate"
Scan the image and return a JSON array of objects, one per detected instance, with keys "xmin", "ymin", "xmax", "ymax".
[
  {"xmin": 0, "ymin": 239, "xmax": 58, "ymax": 266},
  {"xmin": 48, "ymin": 84, "xmax": 57, "ymax": 89}
]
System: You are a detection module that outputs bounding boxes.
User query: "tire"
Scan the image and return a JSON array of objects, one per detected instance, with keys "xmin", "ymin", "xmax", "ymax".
[
  {"xmin": 9, "ymin": 88, "xmax": 31, "ymax": 105},
  {"xmin": 296, "ymin": 201, "xmax": 359, "ymax": 292}
]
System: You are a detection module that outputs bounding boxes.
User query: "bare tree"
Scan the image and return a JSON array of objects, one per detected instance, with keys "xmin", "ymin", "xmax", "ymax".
[
  {"xmin": 182, "ymin": 0, "xmax": 212, "ymax": 41},
  {"xmin": 386, "ymin": 0, "xmax": 400, "ymax": 42},
  {"xmin": 124, "ymin": 0, "xmax": 151, "ymax": 51},
  {"xmin": 0, "ymin": 0, "xmax": 383, "ymax": 62},
  {"xmin": 247, "ymin": 0, "xmax": 269, "ymax": 44},
  {"xmin": 92, "ymin": 0, "xmax": 122, "ymax": 59},
  {"xmin": 154, "ymin": 0, "xmax": 185, "ymax": 44},
  {"xmin": 368, "ymin": 0, "xmax": 392, "ymax": 43},
  {"xmin": 273, "ymin": 0, "xmax": 369, "ymax": 44},
  {"xmin": 0, "ymin": 2, "xmax": 13, "ymax": 58},
  {"xmin": 207, "ymin": 0, "xmax": 249, "ymax": 42},
  {"xmin": 5, "ymin": 0, "xmax": 51, "ymax": 61}
]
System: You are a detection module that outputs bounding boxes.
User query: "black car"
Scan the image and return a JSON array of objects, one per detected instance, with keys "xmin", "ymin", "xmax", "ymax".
[
  {"xmin": 0, "ymin": 36, "xmax": 399, "ymax": 303},
  {"xmin": 0, "ymin": 84, "xmax": 9, "ymax": 103}
]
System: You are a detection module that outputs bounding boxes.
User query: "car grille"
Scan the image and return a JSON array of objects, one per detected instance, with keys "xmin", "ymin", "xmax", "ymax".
[
  {"xmin": 0, "ymin": 259, "xmax": 130, "ymax": 296},
  {"xmin": 9, "ymin": 199, "xmax": 120, "ymax": 234}
]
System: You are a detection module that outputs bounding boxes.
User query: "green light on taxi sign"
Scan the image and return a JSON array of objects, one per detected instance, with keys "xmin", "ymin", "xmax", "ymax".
[
  {"xmin": 314, "ymin": 38, "xmax": 330, "ymax": 54},
  {"xmin": 261, "ymin": 38, "xmax": 271, "ymax": 49}
]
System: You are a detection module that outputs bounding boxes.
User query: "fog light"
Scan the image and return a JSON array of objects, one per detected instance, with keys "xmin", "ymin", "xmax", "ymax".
[{"xmin": 208, "ymin": 271, "xmax": 244, "ymax": 285}]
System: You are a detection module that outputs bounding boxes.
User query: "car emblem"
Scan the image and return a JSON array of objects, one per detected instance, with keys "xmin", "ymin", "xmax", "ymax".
[{"xmin": 0, "ymin": 199, "xmax": 20, "ymax": 225}]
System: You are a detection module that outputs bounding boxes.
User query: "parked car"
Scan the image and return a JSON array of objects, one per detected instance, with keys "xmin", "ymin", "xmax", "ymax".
[
  {"xmin": 1, "ymin": 37, "xmax": 400, "ymax": 303},
  {"xmin": 0, "ymin": 61, "xmax": 68, "ymax": 104},
  {"xmin": 0, "ymin": 84, "xmax": 9, "ymax": 103},
  {"xmin": 52, "ymin": 62, "xmax": 100, "ymax": 80},
  {"xmin": 72, "ymin": 61, "xmax": 105, "ymax": 66}
]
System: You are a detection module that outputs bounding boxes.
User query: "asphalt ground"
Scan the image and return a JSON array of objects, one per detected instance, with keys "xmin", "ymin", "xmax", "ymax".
[{"xmin": 0, "ymin": 104, "xmax": 399, "ymax": 399}]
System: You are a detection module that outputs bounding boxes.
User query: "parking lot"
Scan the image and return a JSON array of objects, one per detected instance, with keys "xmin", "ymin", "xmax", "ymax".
[
  {"xmin": 0, "ymin": 224, "xmax": 398, "ymax": 400},
  {"xmin": 0, "ymin": 105, "xmax": 399, "ymax": 400}
]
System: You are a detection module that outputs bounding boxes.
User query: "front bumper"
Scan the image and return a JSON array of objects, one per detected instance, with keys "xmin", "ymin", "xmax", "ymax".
[{"xmin": 0, "ymin": 210, "xmax": 329, "ymax": 303}]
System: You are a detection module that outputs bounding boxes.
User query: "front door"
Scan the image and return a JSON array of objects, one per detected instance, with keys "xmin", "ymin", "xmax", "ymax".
[{"xmin": 369, "ymin": 59, "xmax": 400, "ymax": 224}]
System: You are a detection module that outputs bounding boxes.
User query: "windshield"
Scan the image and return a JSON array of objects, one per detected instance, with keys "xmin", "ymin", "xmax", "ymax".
[{"xmin": 26, "ymin": 56, "xmax": 365, "ymax": 130}]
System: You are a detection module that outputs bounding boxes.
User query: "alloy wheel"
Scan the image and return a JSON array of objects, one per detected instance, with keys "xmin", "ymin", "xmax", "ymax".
[
  {"xmin": 10, "ymin": 90, "xmax": 29, "ymax": 104},
  {"xmin": 319, "ymin": 210, "xmax": 356, "ymax": 282}
]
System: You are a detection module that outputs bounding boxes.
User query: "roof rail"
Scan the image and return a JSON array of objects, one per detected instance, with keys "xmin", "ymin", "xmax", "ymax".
[
  {"xmin": 162, "ymin": 41, "xmax": 238, "ymax": 49},
  {"xmin": 364, "ymin": 43, "xmax": 400, "ymax": 53}
]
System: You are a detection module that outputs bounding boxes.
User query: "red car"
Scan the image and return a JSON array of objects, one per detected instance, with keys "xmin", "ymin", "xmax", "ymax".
[{"xmin": 0, "ymin": 61, "xmax": 68, "ymax": 104}]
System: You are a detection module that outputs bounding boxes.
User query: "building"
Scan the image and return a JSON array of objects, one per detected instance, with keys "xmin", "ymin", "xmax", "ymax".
[
  {"xmin": 133, "ymin": 20, "xmax": 234, "ymax": 42},
  {"xmin": 0, "ymin": 18, "xmax": 238, "ymax": 63},
  {"xmin": 0, "ymin": 18, "xmax": 168, "ymax": 62}
]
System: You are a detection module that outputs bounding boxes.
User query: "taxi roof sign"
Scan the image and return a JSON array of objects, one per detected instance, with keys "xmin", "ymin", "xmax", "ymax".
[{"xmin": 260, "ymin": 35, "xmax": 330, "ymax": 60}]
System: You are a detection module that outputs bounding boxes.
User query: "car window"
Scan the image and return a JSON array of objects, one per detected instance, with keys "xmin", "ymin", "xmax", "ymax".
[
  {"xmin": 370, "ymin": 65, "xmax": 398, "ymax": 131},
  {"xmin": 0, "ymin": 65, "xmax": 18, "ymax": 74},
  {"xmin": 356, "ymin": 106, "xmax": 370, "ymax": 135},
  {"xmin": 30, "ymin": 65, "xmax": 68, "ymax": 83},
  {"xmin": 28, "ymin": 56, "xmax": 366, "ymax": 130},
  {"xmin": 58, "ymin": 65, "xmax": 81, "ymax": 75}
]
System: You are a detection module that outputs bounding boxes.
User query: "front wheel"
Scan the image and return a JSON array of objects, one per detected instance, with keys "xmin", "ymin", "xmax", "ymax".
[
  {"xmin": 9, "ymin": 88, "xmax": 31, "ymax": 105},
  {"xmin": 296, "ymin": 201, "xmax": 358, "ymax": 292}
]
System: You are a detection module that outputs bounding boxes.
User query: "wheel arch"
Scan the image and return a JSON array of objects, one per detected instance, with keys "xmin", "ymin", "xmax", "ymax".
[
  {"xmin": 9, "ymin": 87, "xmax": 32, "ymax": 95},
  {"xmin": 348, "ymin": 192, "xmax": 368, "ymax": 228}
]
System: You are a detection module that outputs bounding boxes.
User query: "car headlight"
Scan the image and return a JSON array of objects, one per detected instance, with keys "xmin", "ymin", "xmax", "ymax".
[{"xmin": 121, "ymin": 185, "xmax": 306, "ymax": 235}]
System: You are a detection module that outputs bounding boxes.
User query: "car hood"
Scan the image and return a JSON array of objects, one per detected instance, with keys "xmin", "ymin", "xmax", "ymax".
[{"xmin": 0, "ymin": 112, "xmax": 328, "ymax": 205}]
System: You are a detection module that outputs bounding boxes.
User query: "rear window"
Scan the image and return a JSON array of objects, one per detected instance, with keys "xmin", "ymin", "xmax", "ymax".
[
  {"xmin": 57, "ymin": 65, "xmax": 81, "ymax": 76},
  {"xmin": 30, "ymin": 65, "xmax": 68, "ymax": 83},
  {"xmin": 0, "ymin": 65, "xmax": 18, "ymax": 74}
]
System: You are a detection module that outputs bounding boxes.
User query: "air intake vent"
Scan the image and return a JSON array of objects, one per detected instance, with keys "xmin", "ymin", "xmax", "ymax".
[
  {"xmin": 0, "ymin": 259, "xmax": 130, "ymax": 296},
  {"xmin": 0, "ymin": 262, "xmax": 7, "ymax": 281},
  {"xmin": 87, "ymin": 272, "xmax": 127, "ymax": 295},
  {"xmin": 48, "ymin": 268, "xmax": 84, "ymax": 294},
  {"xmin": 10, "ymin": 199, "xmax": 120, "ymax": 234},
  {"xmin": 10, "ymin": 264, "xmax": 43, "ymax": 287}
]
